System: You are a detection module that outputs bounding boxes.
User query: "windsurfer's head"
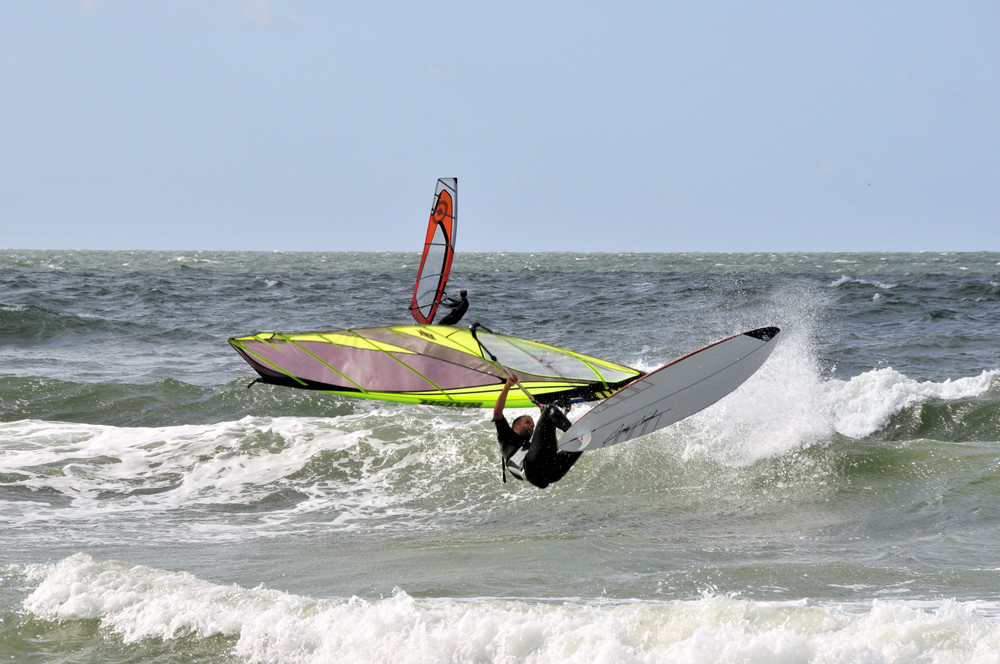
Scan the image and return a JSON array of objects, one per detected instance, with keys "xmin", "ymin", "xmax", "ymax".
[
  {"xmin": 512, "ymin": 415, "xmax": 534, "ymax": 438},
  {"xmin": 460, "ymin": 289, "xmax": 468, "ymax": 299}
]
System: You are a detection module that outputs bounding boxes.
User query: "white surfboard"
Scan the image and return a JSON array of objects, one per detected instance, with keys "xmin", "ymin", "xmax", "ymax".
[{"xmin": 558, "ymin": 327, "xmax": 780, "ymax": 452}]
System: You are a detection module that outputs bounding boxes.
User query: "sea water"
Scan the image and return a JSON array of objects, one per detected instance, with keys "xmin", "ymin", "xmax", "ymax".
[{"xmin": 2, "ymin": 250, "xmax": 1000, "ymax": 663}]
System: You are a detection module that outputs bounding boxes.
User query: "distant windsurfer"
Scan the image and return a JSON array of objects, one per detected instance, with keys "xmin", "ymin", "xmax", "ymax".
[
  {"xmin": 492, "ymin": 373, "xmax": 581, "ymax": 488},
  {"xmin": 437, "ymin": 289, "xmax": 469, "ymax": 325}
]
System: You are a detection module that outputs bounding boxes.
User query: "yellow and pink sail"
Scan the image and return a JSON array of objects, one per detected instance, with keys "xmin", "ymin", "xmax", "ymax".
[{"xmin": 229, "ymin": 325, "xmax": 641, "ymax": 408}]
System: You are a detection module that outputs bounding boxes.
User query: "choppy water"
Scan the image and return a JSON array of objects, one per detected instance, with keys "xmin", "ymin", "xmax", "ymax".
[{"xmin": 2, "ymin": 250, "xmax": 1000, "ymax": 663}]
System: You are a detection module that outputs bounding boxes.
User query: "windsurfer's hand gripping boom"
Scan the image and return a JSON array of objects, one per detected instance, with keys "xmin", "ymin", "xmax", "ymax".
[
  {"xmin": 492, "ymin": 372, "xmax": 540, "ymax": 418},
  {"xmin": 503, "ymin": 370, "xmax": 541, "ymax": 409}
]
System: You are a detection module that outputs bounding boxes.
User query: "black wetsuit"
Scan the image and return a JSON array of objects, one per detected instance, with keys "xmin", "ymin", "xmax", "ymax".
[
  {"xmin": 438, "ymin": 295, "xmax": 469, "ymax": 325},
  {"xmin": 494, "ymin": 404, "xmax": 580, "ymax": 488}
]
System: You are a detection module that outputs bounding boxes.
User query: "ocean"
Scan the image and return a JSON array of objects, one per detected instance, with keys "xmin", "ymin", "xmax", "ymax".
[{"xmin": 2, "ymin": 250, "xmax": 999, "ymax": 663}]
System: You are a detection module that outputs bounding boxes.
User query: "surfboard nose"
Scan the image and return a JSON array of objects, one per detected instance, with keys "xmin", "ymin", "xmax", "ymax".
[{"xmin": 745, "ymin": 326, "xmax": 780, "ymax": 341}]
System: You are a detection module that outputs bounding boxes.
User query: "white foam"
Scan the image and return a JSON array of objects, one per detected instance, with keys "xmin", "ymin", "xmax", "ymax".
[
  {"xmin": 170, "ymin": 254, "xmax": 221, "ymax": 266},
  {"xmin": 829, "ymin": 275, "xmax": 898, "ymax": 290},
  {"xmin": 0, "ymin": 409, "xmax": 496, "ymax": 541},
  {"xmin": 21, "ymin": 554, "xmax": 1000, "ymax": 664},
  {"xmin": 0, "ymin": 416, "xmax": 358, "ymax": 507},
  {"xmin": 673, "ymin": 319, "xmax": 999, "ymax": 465},
  {"xmin": 825, "ymin": 368, "xmax": 998, "ymax": 440}
]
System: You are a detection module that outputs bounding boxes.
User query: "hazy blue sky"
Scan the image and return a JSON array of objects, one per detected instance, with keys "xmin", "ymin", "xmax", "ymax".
[{"xmin": 2, "ymin": 2, "xmax": 998, "ymax": 252}]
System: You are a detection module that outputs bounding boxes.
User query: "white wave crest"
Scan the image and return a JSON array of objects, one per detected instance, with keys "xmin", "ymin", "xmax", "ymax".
[
  {"xmin": 22, "ymin": 554, "xmax": 1000, "ymax": 664},
  {"xmin": 829, "ymin": 275, "xmax": 898, "ymax": 290},
  {"xmin": 1, "ymin": 416, "xmax": 360, "ymax": 507},
  {"xmin": 666, "ymin": 316, "xmax": 998, "ymax": 466},
  {"xmin": 689, "ymin": 360, "xmax": 999, "ymax": 466},
  {"xmin": 824, "ymin": 368, "xmax": 998, "ymax": 439},
  {"xmin": 0, "ymin": 409, "xmax": 496, "ymax": 542}
]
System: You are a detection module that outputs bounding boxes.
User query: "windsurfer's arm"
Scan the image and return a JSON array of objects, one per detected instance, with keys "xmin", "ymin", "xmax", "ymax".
[{"xmin": 493, "ymin": 373, "xmax": 518, "ymax": 421}]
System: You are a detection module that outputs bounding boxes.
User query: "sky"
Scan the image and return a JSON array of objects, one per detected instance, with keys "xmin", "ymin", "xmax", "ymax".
[{"xmin": 1, "ymin": 1, "xmax": 998, "ymax": 252}]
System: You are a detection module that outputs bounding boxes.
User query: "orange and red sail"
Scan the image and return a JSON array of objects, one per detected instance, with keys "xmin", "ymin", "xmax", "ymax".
[{"xmin": 410, "ymin": 178, "xmax": 457, "ymax": 324}]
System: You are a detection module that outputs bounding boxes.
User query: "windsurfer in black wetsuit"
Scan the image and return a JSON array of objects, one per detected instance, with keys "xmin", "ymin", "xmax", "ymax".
[
  {"xmin": 437, "ymin": 289, "xmax": 469, "ymax": 325},
  {"xmin": 492, "ymin": 373, "xmax": 581, "ymax": 488},
  {"xmin": 438, "ymin": 288, "xmax": 469, "ymax": 325}
]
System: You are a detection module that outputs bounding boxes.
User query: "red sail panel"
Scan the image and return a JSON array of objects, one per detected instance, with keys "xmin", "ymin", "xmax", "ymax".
[{"xmin": 410, "ymin": 178, "xmax": 457, "ymax": 324}]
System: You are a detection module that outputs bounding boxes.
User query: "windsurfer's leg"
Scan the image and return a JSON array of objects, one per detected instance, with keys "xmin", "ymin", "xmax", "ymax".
[{"xmin": 524, "ymin": 405, "xmax": 581, "ymax": 488}]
